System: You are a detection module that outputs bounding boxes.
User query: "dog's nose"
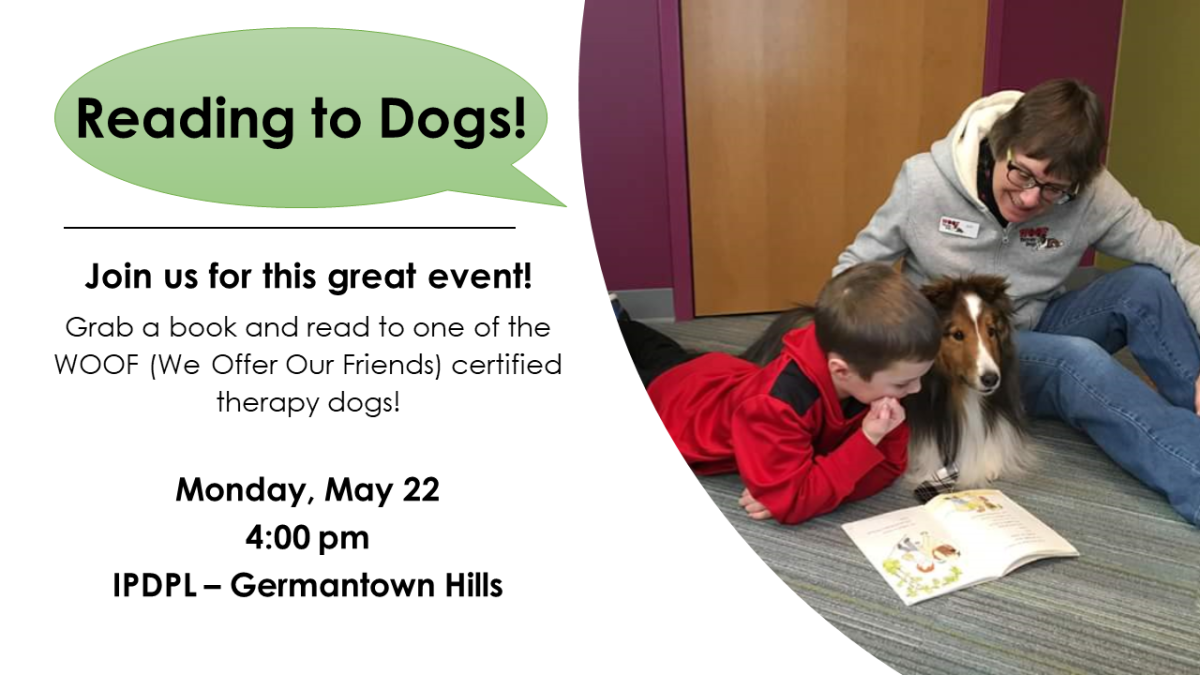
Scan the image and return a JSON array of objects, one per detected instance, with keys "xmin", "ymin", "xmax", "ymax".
[{"xmin": 981, "ymin": 372, "xmax": 1000, "ymax": 389}]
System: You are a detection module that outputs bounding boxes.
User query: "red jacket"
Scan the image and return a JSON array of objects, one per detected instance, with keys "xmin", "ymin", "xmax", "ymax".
[{"xmin": 647, "ymin": 324, "xmax": 908, "ymax": 524}]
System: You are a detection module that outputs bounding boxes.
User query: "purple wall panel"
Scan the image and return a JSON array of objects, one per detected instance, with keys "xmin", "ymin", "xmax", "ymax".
[
  {"xmin": 983, "ymin": 0, "xmax": 1123, "ymax": 123},
  {"xmin": 579, "ymin": 0, "xmax": 674, "ymax": 291},
  {"xmin": 983, "ymin": 0, "xmax": 1124, "ymax": 267}
]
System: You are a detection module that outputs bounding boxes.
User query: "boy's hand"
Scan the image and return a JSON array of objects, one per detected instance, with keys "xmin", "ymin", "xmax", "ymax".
[
  {"xmin": 862, "ymin": 397, "xmax": 905, "ymax": 445},
  {"xmin": 739, "ymin": 488, "xmax": 773, "ymax": 521}
]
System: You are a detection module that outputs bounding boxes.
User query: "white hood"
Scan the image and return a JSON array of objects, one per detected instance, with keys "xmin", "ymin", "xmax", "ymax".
[{"xmin": 938, "ymin": 90, "xmax": 1024, "ymax": 206}]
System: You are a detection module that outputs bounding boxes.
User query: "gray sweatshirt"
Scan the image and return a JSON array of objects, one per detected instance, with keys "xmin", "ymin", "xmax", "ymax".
[{"xmin": 835, "ymin": 91, "xmax": 1200, "ymax": 330}]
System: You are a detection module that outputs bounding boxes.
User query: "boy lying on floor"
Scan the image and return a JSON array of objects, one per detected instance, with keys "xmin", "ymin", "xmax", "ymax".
[{"xmin": 618, "ymin": 263, "xmax": 938, "ymax": 524}]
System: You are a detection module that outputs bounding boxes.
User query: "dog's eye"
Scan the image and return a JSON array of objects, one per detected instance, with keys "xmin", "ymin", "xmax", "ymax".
[
  {"xmin": 987, "ymin": 326, "xmax": 997, "ymax": 338},
  {"xmin": 952, "ymin": 330, "xmax": 965, "ymax": 342}
]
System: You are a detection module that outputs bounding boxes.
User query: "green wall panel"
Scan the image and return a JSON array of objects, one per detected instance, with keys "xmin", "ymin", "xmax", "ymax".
[{"xmin": 1100, "ymin": 0, "xmax": 1200, "ymax": 270}]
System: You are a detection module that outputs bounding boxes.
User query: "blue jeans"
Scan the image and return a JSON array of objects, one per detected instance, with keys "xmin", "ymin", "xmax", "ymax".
[{"xmin": 1018, "ymin": 265, "xmax": 1200, "ymax": 526}]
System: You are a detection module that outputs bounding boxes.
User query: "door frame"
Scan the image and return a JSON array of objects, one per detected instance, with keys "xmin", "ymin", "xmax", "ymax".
[{"xmin": 658, "ymin": 0, "xmax": 695, "ymax": 321}]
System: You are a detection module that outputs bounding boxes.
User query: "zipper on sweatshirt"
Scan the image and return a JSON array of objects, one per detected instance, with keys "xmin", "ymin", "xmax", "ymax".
[
  {"xmin": 975, "ymin": 204, "xmax": 1009, "ymax": 271},
  {"xmin": 994, "ymin": 227, "xmax": 1010, "ymax": 270}
]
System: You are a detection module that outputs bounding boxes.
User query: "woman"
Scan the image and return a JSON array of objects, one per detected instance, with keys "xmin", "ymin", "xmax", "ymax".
[{"xmin": 836, "ymin": 79, "xmax": 1200, "ymax": 526}]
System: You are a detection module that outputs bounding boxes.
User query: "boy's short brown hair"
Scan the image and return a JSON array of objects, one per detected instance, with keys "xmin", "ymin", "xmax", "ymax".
[
  {"xmin": 987, "ymin": 78, "xmax": 1107, "ymax": 190},
  {"xmin": 814, "ymin": 263, "xmax": 939, "ymax": 379}
]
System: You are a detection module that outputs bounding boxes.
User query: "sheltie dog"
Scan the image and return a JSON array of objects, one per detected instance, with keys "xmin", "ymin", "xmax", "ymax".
[{"xmin": 741, "ymin": 275, "xmax": 1034, "ymax": 489}]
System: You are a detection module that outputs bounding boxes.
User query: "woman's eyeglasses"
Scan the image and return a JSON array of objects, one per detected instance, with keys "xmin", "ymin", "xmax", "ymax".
[{"xmin": 1005, "ymin": 149, "xmax": 1076, "ymax": 205}]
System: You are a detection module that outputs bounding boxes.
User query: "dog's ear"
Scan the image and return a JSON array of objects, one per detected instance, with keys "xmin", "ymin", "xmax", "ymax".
[{"xmin": 920, "ymin": 278, "xmax": 958, "ymax": 311}]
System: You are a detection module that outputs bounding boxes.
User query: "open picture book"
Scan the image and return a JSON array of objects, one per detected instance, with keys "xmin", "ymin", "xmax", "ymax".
[{"xmin": 842, "ymin": 489, "xmax": 1078, "ymax": 606}]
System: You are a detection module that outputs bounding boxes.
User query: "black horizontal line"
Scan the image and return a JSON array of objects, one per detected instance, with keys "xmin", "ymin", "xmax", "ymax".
[
  {"xmin": 65, "ymin": 226, "xmax": 515, "ymax": 230},
  {"xmin": 203, "ymin": 585, "xmax": 222, "ymax": 590}
]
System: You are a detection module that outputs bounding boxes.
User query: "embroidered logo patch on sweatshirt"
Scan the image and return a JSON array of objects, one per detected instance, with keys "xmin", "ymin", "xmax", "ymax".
[{"xmin": 1018, "ymin": 226, "xmax": 1064, "ymax": 250}]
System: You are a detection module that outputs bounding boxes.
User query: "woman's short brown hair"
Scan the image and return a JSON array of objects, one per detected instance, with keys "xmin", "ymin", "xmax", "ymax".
[
  {"xmin": 987, "ymin": 78, "xmax": 1107, "ymax": 190},
  {"xmin": 814, "ymin": 263, "xmax": 940, "ymax": 380}
]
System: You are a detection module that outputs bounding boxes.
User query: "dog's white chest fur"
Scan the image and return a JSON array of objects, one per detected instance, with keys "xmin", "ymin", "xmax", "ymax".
[{"xmin": 906, "ymin": 390, "xmax": 1031, "ymax": 488}]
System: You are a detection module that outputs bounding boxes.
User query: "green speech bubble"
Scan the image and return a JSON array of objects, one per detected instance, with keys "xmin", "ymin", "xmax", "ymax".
[{"xmin": 54, "ymin": 28, "xmax": 561, "ymax": 207}]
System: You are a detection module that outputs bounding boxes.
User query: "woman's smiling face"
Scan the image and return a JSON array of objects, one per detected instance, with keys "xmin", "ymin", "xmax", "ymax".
[{"xmin": 992, "ymin": 151, "xmax": 1073, "ymax": 223}]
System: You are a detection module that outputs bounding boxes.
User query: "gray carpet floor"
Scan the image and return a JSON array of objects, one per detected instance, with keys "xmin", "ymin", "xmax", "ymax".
[{"xmin": 655, "ymin": 315, "xmax": 1200, "ymax": 675}]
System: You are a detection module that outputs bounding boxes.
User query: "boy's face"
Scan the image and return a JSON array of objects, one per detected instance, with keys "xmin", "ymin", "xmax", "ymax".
[{"xmin": 830, "ymin": 358, "xmax": 933, "ymax": 404}]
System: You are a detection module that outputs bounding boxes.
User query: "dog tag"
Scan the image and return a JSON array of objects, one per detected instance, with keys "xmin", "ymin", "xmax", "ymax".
[{"xmin": 939, "ymin": 216, "xmax": 980, "ymax": 239}]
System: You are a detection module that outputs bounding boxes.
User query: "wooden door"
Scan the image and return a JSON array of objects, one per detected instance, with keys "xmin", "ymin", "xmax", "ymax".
[{"xmin": 682, "ymin": 0, "xmax": 988, "ymax": 315}]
